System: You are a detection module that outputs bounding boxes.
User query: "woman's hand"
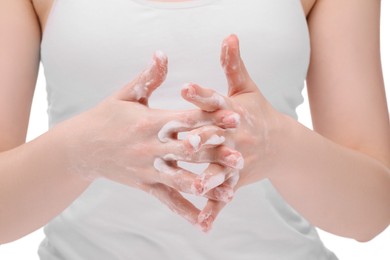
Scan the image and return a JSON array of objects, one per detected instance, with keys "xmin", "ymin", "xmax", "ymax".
[
  {"xmin": 59, "ymin": 51, "xmax": 244, "ymax": 225},
  {"xmin": 181, "ymin": 35, "xmax": 287, "ymax": 231},
  {"xmin": 186, "ymin": 34, "xmax": 390, "ymax": 239}
]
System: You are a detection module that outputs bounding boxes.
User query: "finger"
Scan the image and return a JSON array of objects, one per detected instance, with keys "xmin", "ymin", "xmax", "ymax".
[
  {"xmin": 185, "ymin": 125, "xmax": 226, "ymax": 152},
  {"xmin": 203, "ymin": 184, "xmax": 234, "ymax": 203},
  {"xmin": 162, "ymin": 145, "xmax": 244, "ymax": 170},
  {"xmin": 153, "ymin": 158, "xmax": 201, "ymax": 195},
  {"xmin": 198, "ymin": 199, "xmax": 227, "ymax": 232},
  {"xmin": 181, "ymin": 83, "xmax": 233, "ymax": 112},
  {"xmin": 153, "ymin": 158, "xmax": 236, "ymax": 204},
  {"xmin": 145, "ymin": 183, "xmax": 201, "ymax": 225},
  {"xmin": 158, "ymin": 110, "xmax": 240, "ymax": 142},
  {"xmin": 115, "ymin": 51, "xmax": 168, "ymax": 104},
  {"xmin": 198, "ymin": 172, "xmax": 240, "ymax": 231},
  {"xmin": 192, "ymin": 163, "xmax": 237, "ymax": 196},
  {"xmin": 204, "ymin": 183, "xmax": 234, "ymax": 203},
  {"xmin": 220, "ymin": 34, "xmax": 258, "ymax": 96},
  {"xmin": 203, "ymin": 169, "xmax": 239, "ymax": 201}
]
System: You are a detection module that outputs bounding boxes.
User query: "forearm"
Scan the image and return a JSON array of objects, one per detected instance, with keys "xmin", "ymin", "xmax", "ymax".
[
  {"xmin": 269, "ymin": 116, "xmax": 390, "ymax": 242},
  {"xmin": 0, "ymin": 125, "xmax": 92, "ymax": 244}
]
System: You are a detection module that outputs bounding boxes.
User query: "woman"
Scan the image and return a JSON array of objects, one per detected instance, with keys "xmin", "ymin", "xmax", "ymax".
[{"xmin": 0, "ymin": 0, "xmax": 389, "ymax": 259}]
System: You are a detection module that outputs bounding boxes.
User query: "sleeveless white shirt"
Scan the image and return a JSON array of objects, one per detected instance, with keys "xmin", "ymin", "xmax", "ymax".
[{"xmin": 38, "ymin": 0, "xmax": 338, "ymax": 259}]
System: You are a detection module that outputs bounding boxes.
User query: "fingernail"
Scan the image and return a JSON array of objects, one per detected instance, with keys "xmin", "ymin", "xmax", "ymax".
[
  {"xmin": 191, "ymin": 178, "xmax": 203, "ymax": 196},
  {"xmin": 182, "ymin": 83, "xmax": 196, "ymax": 99},
  {"xmin": 154, "ymin": 50, "xmax": 167, "ymax": 63},
  {"xmin": 222, "ymin": 112, "xmax": 240, "ymax": 127},
  {"xmin": 198, "ymin": 211, "xmax": 214, "ymax": 233},
  {"xmin": 224, "ymin": 152, "xmax": 244, "ymax": 170},
  {"xmin": 151, "ymin": 50, "xmax": 168, "ymax": 81},
  {"xmin": 214, "ymin": 186, "xmax": 234, "ymax": 203}
]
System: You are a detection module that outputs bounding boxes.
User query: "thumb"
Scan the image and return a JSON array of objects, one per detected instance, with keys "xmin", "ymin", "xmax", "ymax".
[
  {"xmin": 114, "ymin": 51, "xmax": 168, "ymax": 105},
  {"xmin": 220, "ymin": 35, "xmax": 257, "ymax": 96}
]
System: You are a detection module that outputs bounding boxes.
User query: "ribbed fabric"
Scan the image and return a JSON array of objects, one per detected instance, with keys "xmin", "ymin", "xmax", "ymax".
[{"xmin": 38, "ymin": 0, "xmax": 338, "ymax": 259}]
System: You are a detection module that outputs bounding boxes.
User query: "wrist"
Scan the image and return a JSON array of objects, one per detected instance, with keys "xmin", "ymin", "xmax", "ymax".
[
  {"xmin": 49, "ymin": 112, "xmax": 98, "ymax": 182},
  {"xmin": 266, "ymin": 110, "xmax": 314, "ymax": 182},
  {"xmin": 259, "ymin": 110, "xmax": 300, "ymax": 179}
]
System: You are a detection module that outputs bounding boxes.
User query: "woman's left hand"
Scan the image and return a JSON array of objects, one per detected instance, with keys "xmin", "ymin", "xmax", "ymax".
[{"xmin": 182, "ymin": 34, "xmax": 287, "ymax": 231}]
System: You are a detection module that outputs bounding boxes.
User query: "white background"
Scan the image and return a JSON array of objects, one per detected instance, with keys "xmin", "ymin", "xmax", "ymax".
[{"xmin": 1, "ymin": 2, "xmax": 389, "ymax": 259}]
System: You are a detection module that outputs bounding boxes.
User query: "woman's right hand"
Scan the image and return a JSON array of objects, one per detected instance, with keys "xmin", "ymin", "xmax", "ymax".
[{"xmin": 58, "ymin": 52, "xmax": 243, "ymax": 225}]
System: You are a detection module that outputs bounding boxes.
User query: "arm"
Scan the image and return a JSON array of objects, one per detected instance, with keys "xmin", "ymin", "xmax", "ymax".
[
  {"xmin": 306, "ymin": 0, "xmax": 390, "ymax": 168},
  {"xmin": 302, "ymin": 0, "xmax": 390, "ymax": 240},
  {"xmin": 184, "ymin": 30, "xmax": 389, "ymax": 241},
  {"xmin": 0, "ymin": 0, "xmax": 87, "ymax": 243},
  {"xmin": 0, "ymin": 0, "xmax": 240, "ymax": 243},
  {"xmin": 0, "ymin": 0, "xmax": 101, "ymax": 242},
  {"xmin": 256, "ymin": 0, "xmax": 390, "ymax": 240}
]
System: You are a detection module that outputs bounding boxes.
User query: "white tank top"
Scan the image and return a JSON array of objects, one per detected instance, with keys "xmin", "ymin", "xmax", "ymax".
[{"xmin": 38, "ymin": 0, "xmax": 338, "ymax": 259}]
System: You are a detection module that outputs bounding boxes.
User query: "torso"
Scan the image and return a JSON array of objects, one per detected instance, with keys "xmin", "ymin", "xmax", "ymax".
[
  {"xmin": 31, "ymin": 0, "xmax": 316, "ymax": 36},
  {"xmin": 37, "ymin": 1, "xmax": 333, "ymax": 258}
]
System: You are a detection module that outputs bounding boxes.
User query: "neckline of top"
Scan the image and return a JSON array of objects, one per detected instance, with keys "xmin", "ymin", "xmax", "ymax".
[{"xmin": 131, "ymin": 0, "xmax": 220, "ymax": 9}]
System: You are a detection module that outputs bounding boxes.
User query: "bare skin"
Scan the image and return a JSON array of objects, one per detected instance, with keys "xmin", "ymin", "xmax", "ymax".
[
  {"xmin": 139, "ymin": 0, "xmax": 389, "ymax": 241},
  {"xmin": 0, "ymin": 0, "xmax": 388, "ymax": 245},
  {"xmin": 188, "ymin": 32, "xmax": 389, "ymax": 240},
  {"xmin": 0, "ymin": 0, "xmax": 242, "ymax": 242}
]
